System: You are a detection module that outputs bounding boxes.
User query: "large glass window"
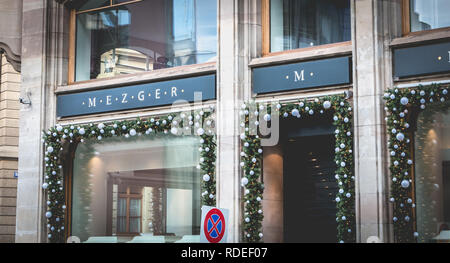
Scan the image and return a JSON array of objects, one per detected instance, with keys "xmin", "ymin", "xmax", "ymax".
[
  {"xmin": 71, "ymin": 135, "xmax": 202, "ymax": 243},
  {"xmin": 410, "ymin": 0, "xmax": 450, "ymax": 33},
  {"xmin": 414, "ymin": 101, "xmax": 450, "ymax": 243},
  {"xmin": 75, "ymin": 0, "xmax": 217, "ymax": 82},
  {"xmin": 269, "ymin": 0, "xmax": 351, "ymax": 53}
]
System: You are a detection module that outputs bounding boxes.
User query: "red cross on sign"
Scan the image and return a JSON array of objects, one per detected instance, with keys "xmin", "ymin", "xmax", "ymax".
[{"xmin": 203, "ymin": 208, "xmax": 226, "ymax": 243}]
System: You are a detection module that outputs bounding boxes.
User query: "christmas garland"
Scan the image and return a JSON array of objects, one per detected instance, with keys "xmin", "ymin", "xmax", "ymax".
[
  {"xmin": 384, "ymin": 83, "xmax": 449, "ymax": 243},
  {"xmin": 239, "ymin": 94, "xmax": 355, "ymax": 243},
  {"xmin": 42, "ymin": 107, "xmax": 217, "ymax": 243}
]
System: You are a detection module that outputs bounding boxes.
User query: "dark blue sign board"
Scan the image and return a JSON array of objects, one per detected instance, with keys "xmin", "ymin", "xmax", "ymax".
[
  {"xmin": 394, "ymin": 41, "xmax": 450, "ymax": 79},
  {"xmin": 57, "ymin": 74, "xmax": 216, "ymax": 118},
  {"xmin": 252, "ymin": 56, "xmax": 351, "ymax": 94}
]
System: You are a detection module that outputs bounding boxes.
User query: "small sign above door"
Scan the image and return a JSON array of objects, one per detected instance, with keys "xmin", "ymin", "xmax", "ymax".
[
  {"xmin": 56, "ymin": 74, "xmax": 216, "ymax": 118},
  {"xmin": 252, "ymin": 56, "xmax": 352, "ymax": 94},
  {"xmin": 393, "ymin": 41, "xmax": 450, "ymax": 79}
]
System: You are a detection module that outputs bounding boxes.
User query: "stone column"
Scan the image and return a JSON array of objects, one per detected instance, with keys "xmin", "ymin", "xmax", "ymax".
[
  {"xmin": 15, "ymin": 0, "xmax": 48, "ymax": 243},
  {"xmin": 216, "ymin": 0, "xmax": 240, "ymax": 243},
  {"xmin": 352, "ymin": 0, "xmax": 401, "ymax": 243}
]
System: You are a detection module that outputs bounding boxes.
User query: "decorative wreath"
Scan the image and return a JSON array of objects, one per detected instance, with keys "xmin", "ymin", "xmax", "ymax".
[
  {"xmin": 42, "ymin": 108, "xmax": 217, "ymax": 243},
  {"xmin": 384, "ymin": 83, "xmax": 449, "ymax": 243},
  {"xmin": 239, "ymin": 94, "xmax": 355, "ymax": 243}
]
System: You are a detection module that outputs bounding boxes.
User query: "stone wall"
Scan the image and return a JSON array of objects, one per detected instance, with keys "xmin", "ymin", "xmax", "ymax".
[{"xmin": 0, "ymin": 53, "xmax": 20, "ymax": 243}]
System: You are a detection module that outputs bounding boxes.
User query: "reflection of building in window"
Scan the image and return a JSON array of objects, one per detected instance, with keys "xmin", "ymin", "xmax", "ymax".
[
  {"xmin": 98, "ymin": 48, "xmax": 149, "ymax": 79},
  {"xmin": 75, "ymin": 0, "xmax": 217, "ymax": 82}
]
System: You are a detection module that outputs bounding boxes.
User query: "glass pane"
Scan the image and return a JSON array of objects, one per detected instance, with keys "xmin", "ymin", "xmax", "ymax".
[
  {"xmin": 414, "ymin": 101, "xmax": 450, "ymax": 243},
  {"xmin": 71, "ymin": 135, "xmax": 202, "ymax": 243},
  {"xmin": 117, "ymin": 198, "xmax": 127, "ymax": 233},
  {"xmin": 77, "ymin": 0, "xmax": 110, "ymax": 12},
  {"xmin": 410, "ymin": 0, "xmax": 450, "ymax": 32},
  {"xmin": 270, "ymin": 0, "xmax": 350, "ymax": 52},
  {"xmin": 75, "ymin": 0, "xmax": 217, "ymax": 81}
]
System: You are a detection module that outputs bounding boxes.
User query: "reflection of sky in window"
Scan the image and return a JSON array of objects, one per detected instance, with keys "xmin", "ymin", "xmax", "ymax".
[
  {"xmin": 173, "ymin": 0, "xmax": 217, "ymax": 54},
  {"xmin": 99, "ymin": 9, "xmax": 131, "ymax": 28},
  {"xmin": 412, "ymin": 0, "xmax": 450, "ymax": 30},
  {"xmin": 173, "ymin": 0, "xmax": 194, "ymax": 40}
]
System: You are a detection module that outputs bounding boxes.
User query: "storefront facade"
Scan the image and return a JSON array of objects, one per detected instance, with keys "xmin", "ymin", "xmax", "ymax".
[{"xmin": 4, "ymin": 0, "xmax": 449, "ymax": 243}]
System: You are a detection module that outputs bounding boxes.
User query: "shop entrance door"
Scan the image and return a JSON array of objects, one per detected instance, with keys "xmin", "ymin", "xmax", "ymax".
[{"xmin": 283, "ymin": 131, "xmax": 338, "ymax": 243}]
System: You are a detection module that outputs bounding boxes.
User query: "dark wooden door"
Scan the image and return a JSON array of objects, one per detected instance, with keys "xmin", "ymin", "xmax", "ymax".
[{"xmin": 283, "ymin": 134, "xmax": 338, "ymax": 243}]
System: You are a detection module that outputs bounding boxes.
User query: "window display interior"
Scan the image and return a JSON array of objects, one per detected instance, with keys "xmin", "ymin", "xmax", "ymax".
[
  {"xmin": 71, "ymin": 135, "xmax": 202, "ymax": 243},
  {"xmin": 414, "ymin": 101, "xmax": 450, "ymax": 243}
]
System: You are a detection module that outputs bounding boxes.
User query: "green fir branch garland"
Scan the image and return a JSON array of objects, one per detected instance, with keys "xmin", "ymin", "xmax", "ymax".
[
  {"xmin": 42, "ymin": 108, "xmax": 217, "ymax": 243},
  {"xmin": 239, "ymin": 94, "xmax": 355, "ymax": 243},
  {"xmin": 383, "ymin": 83, "xmax": 449, "ymax": 243}
]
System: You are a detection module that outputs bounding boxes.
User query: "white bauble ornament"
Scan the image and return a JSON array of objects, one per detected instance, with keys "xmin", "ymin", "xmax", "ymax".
[
  {"xmin": 197, "ymin": 128, "xmax": 205, "ymax": 136},
  {"xmin": 42, "ymin": 183, "xmax": 49, "ymax": 189},
  {"xmin": 400, "ymin": 97, "xmax": 409, "ymax": 105},
  {"xmin": 323, "ymin": 101, "xmax": 331, "ymax": 109},
  {"xmin": 241, "ymin": 177, "xmax": 249, "ymax": 186},
  {"xmin": 203, "ymin": 174, "xmax": 210, "ymax": 182},
  {"xmin": 401, "ymin": 179, "xmax": 410, "ymax": 188},
  {"xmin": 291, "ymin": 109, "xmax": 299, "ymax": 117},
  {"xmin": 45, "ymin": 211, "xmax": 52, "ymax": 218},
  {"xmin": 245, "ymin": 217, "xmax": 250, "ymax": 223}
]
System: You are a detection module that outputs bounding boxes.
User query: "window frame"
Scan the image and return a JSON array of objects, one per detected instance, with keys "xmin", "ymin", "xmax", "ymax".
[
  {"xmin": 402, "ymin": 0, "xmax": 450, "ymax": 36},
  {"xmin": 67, "ymin": 0, "xmax": 217, "ymax": 85},
  {"xmin": 68, "ymin": 0, "xmax": 144, "ymax": 84},
  {"xmin": 116, "ymin": 186, "xmax": 143, "ymax": 236},
  {"xmin": 261, "ymin": 0, "xmax": 352, "ymax": 57}
]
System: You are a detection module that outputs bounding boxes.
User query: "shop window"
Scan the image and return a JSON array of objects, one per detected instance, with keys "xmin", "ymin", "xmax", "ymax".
[
  {"xmin": 263, "ymin": 0, "xmax": 351, "ymax": 55},
  {"xmin": 408, "ymin": 0, "xmax": 450, "ymax": 33},
  {"xmin": 70, "ymin": 135, "xmax": 202, "ymax": 243},
  {"xmin": 414, "ymin": 101, "xmax": 450, "ymax": 243},
  {"xmin": 72, "ymin": 0, "xmax": 217, "ymax": 82}
]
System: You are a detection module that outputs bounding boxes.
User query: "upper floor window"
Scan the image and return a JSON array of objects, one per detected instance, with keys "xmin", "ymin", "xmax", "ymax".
[
  {"xmin": 409, "ymin": 0, "xmax": 450, "ymax": 33},
  {"xmin": 73, "ymin": 0, "xmax": 217, "ymax": 82},
  {"xmin": 265, "ymin": 0, "xmax": 351, "ymax": 54}
]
